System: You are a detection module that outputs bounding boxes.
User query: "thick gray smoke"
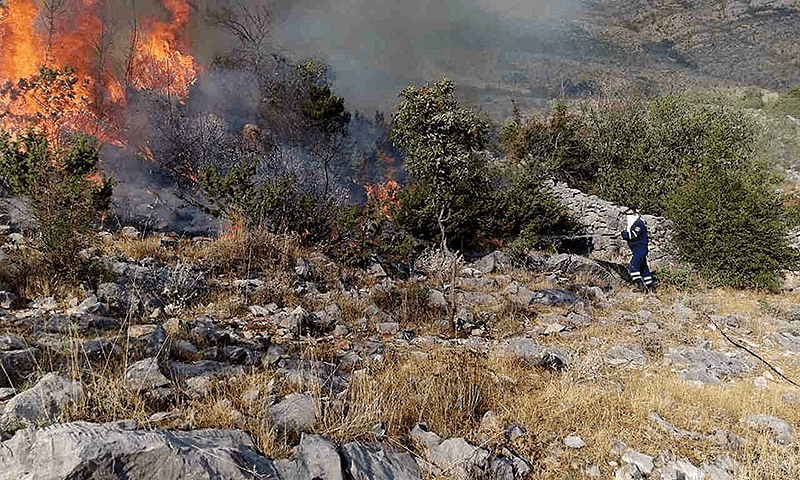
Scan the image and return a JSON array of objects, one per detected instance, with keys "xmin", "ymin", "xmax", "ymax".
[{"xmin": 264, "ymin": 0, "xmax": 587, "ymax": 118}]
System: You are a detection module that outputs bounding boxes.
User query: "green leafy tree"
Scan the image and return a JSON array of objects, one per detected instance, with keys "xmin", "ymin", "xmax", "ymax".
[{"xmin": 390, "ymin": 78, "xmax": 490, "ymax": 248}]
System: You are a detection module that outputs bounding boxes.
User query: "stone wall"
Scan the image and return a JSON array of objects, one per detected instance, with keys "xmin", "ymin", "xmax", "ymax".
[{"xmin": 545, "ymin": 181, "xmax": 675, "ymax": 268}]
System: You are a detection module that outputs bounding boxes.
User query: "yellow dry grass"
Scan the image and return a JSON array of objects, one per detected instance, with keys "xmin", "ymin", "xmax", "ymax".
[{"xmin": 12, "ymin": 233, "xmax": 800, "ymax": 479}]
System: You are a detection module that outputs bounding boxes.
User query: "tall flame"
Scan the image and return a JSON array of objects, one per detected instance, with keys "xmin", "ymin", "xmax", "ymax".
[
  {"xmin": 0, "ymin": 0, "xmax": 198, "ymax": 145},
  {"xmin": 0, "ymin": 0, "xmax": 43, "ymax": 80},
  {"xmin": 129, "ymin": 0, "xmax": 197, "ymax": 102}
]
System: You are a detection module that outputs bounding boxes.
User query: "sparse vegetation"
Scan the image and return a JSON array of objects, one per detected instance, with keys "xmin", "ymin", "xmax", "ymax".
[
  {"xmin": 23, "ymin": 232, "xmax": 796, "ymax": 480},
  {"xmin": 0, "ymin": 131, "xmax": 113, "ymax": 293}
]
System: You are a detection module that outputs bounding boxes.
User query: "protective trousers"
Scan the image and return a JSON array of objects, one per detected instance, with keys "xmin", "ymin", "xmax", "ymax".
[{"xmin": 629, "ymin": 245, "xmax": 653, "ymax": 290}]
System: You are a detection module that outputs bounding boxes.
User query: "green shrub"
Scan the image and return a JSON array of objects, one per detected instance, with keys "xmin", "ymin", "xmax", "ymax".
[
  {"xmin": 502, "ymin": 103, "xmax": 594, "ymax": 190},
  {"xmin": 666, "ymin": 165, "xmax": 798, "ymax": 289},
  {"xmin": 197, "ymin": 162, "xmax": 339, "ymax": 245},
  {"xmin": 501, "ymin": 96, "xmax": 798, "ymax": 289},
  {"xmin": 0, "ymin": 132, "xmax": 113, "ymax": 283}
]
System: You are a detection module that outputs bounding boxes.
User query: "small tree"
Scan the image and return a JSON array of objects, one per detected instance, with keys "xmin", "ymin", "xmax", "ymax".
[
  {"xmin": 666, "ymin": 164, "xmax": 797, "ymax": 290},
  {"xmin": 390, "ymin": 78, "xmax": 490, "ymax": 249}
]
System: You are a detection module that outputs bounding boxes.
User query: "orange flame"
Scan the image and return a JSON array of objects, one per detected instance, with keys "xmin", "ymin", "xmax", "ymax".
[
  {"xmin": 0, "ymin": 0, "xmax": 43, "ymax": 80},
  {"xmin": 0, "ymin": 0, "xmax": 198, "ymax": 144},
  {"xmin": 129, "ymin": 0, "xmax": 197, "ymax": 102}
]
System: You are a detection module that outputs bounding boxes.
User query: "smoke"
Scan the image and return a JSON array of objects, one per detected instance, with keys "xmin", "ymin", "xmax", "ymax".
[{"xmin": 264, "ymin": 0, "xmax": 588, "ymax": 118}]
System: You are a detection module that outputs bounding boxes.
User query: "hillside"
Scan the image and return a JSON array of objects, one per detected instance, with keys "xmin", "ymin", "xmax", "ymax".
[
  {"xmin": 437, "ymin": 0, "xmax": 800, "ymax": 121},
  {"xmin": 0, "ymin": 226, "xmax": 798, "ymax": 479}
]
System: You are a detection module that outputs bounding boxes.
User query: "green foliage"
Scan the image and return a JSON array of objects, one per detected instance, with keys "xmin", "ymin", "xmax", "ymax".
[
  {"xmin": 490, "ymin": 173, "xmax": 580, "ymax": 254},
  {"xmin": 389, "ymin": 78, "xmax": 579, "ymax": 253},
  {"xmin": 503, "ymin": 96, "xmax": 798, "ymax": 289},
  {"xmin": 0, "ymin": 131, "xmax": 51, "ymax": 195},
  {"xmin": 657, "ymin": 266, "xmax": 702, "ymax": 291},
  {"xmin": 303, "ymin": 84, "xmax": 351, "ymax": 139},
  {"xmin": 665, "ymin": 165, "xmax": 797, "ymax": 290},
  {"xmin": 391, "ymin": 171, "xmax": 578, "ymax": 253},
  {"xmin": 390, "ymin": 78, "xmax": 491, "ymax": 215},
  {"xmin": 327, "ymin": 200, "xmax": 419, "ymax": 274},
  {"xmin": 586, "ymin": 99, "xmax": 754, "ymax": 214},
  {"xmin": 0, "ymin": 132, "xmax": 113, "ymax": 281},
  {"xmin": 198, "ymin": 160, "xmax": 339, "ymax": 244},
  {"xmin": 502, "ymin": 103, "xmax": 594, "ymax": 189},
  {"xmin": 769, "ymin": 86, "xmax": 800, "ymax": 116}
]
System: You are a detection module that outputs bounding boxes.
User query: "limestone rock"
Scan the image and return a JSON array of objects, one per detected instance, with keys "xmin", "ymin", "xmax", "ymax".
[
  {"xmin": 0, "ymin": 421, "xmax": 279, "ymax": 480},
  {"xmin": 1, "ymin": 373, "xmax": 84, "ymax": 432},
  {"xmin": 621, "ymin": 450, "xmax": 654, "ymax": 475},
  {"xmin": 497, "ymin": 337, "xmax": 571, "ymax": 370},
  {"xmin": 276, "ymin": 434, "xmax": 342, "ymax": 480},
  {"xmin": 410, "ymin": 424, "xmax": 491, "ymax": 480},
  {"xmin": 564, "ymin": 434, "xmax": 586, "ymax": 449},
  {"xmin": 0, "ymin": 336, "xmax": 37, "ymax": 388},
  {"xmin": 124, "ymin": 357, "xmax": 170, "ymax": 391},
  {"xmin": 668, "ymin": 346, "xmax": 754, "ymax": 384},
  {"xmin": 742, "ymin": 415, "xmax": 794, "ymax": 445},
  {"xmin": 341, "ymin": 442, "xmax": 421, "ymax": 480},
  {"xmin": 268, "ymin": 393, "xmax": 317, "ymax": 434}
]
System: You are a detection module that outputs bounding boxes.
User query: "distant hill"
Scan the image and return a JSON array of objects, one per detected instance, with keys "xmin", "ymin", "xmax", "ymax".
[{"xmin": 446, "ymin": 0, "xmax": 800, "ymax": 121}]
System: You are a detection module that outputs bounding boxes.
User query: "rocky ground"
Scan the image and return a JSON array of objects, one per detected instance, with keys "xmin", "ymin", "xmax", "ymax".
[{"xmin": 0, "ymin": 225, "xmax": 799, "ymax": 479}]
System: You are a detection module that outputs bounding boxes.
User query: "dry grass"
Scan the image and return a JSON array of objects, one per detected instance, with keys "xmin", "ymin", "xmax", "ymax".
[{"xmin": 7, "ymin": 232, "xmax": 800, "ymax": 479}]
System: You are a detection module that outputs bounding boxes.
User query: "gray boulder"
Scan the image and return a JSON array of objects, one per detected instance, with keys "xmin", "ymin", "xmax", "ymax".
[
  {"xmin": 496, "ymin": 337, "xmax": 571, "ymax": 370},
  {"xmin": 341, "ymin": 442, "xmax": 421, "ymax": 480},
  {"xmin": 772, "ymin": 331, "xmax": 800, "ymax": 352},
  {"xmin": 277, "ymin": 358, "xmax": 350, "ymax": 395},
  {"xmin": 742, "ymin": 415, "xmax": 794, "ymax": 445},
  {"xmin": 0, "ymin": 421, "xmax": 278, "ymax": 480},
  {"xmin": 531, "ymin": 288, "xmax": 577, "ymax": 306},
  {"xmin": 607, "ymin": 345, "xmax": 648, "ymax": 366},
  {"xmin": 269, "ymin": 393, "xmax": 317, "ymax": 435},
  {"xmin": 473, "ymin": 251, "xmax": 511, "ymax": 274},
  {"xmin": 668, "ymin": 346, "xmax": 754, "ymax": 384},
  {"xmin": 124, "ymin": 357, "xmax": 171, "ymax": 391},
  {"xmin": 276, "ymin": 434, "xmax": 342, "ymax": 480},
  {"xmin": 0, "ymin": 335, "xmax": 37, "ymax": 388},
  {"xmin": 410, "ymin": 424, "xmax": 490, "ymax": 480},
  {"xmin": 1, "ymin": 373, "xmax": 83, "ymax": 432}
]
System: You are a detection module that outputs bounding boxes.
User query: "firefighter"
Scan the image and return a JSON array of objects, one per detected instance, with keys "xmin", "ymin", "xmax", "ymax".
[{"xmin": 620, "ymin": 207, "xmax": 655, "ymax": 292}]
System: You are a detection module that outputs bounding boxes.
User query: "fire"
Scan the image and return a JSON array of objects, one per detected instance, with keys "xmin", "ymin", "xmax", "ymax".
[
  {"xmin": 365, "ymin": 180, "xmax": 401, "ymax": 220},
  {"xmin": 0, "ymin": 0, "xmax": 198, "ymax": 145},
  {"xmin": 0, "ymin": 0, "xmax": 42, "ymax": 80},
  {"xmin": 129, "ymin": 0, "xmax": 198, "ymax": 102}
]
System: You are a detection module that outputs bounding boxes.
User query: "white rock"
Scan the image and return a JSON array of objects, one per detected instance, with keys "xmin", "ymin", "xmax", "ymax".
[{"xmin": 564, "ymin": 434, "xmax": 586, "ymax": 449}]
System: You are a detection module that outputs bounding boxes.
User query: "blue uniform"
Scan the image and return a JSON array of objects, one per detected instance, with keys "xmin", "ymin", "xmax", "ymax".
[{"xmin": 621, "ymin": 217, "xmax": 653, "ymax": 289}]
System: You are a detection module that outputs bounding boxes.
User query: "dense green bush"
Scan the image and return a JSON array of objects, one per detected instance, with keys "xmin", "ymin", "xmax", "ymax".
[
  {"xmin": 391, "ymin": 78, "xmax": 578, "ymax": 252},
  {"xmin": 198, "ymin": 161, "xmax": 339, "ymax": 244},
  {"xmin": 502, "ymin": 103, "xmax": 594, "ymax": 190},
  {"xmin": 665, "ymin": 165, "xmax": 797, "ymax": 289}
]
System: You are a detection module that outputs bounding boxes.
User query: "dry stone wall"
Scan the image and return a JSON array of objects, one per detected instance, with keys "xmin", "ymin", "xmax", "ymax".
[{"xmin": 545, "ymin": 181, "xmax": 675, "ymax": 268}]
